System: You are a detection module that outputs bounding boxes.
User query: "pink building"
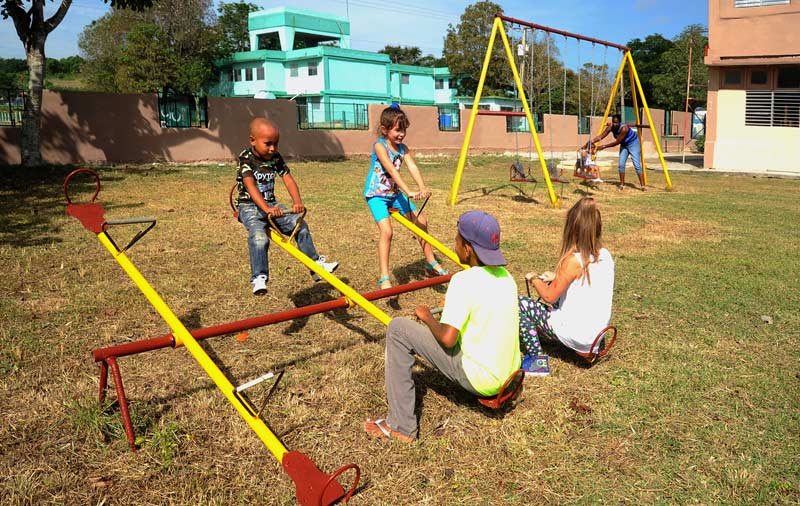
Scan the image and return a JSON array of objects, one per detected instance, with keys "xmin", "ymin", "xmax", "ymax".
[{"xmin": 704, "ymin": 0, "xmax": 800, "ymax": 174}]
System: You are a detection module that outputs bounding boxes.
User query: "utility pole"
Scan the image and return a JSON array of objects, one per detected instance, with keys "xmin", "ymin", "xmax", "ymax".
[{"xmin": 682, "ymin": 30, "xmax": 694, "ymax": 164}]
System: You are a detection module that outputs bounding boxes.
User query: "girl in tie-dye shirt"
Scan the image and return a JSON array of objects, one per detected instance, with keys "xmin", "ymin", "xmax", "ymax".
[{"xmin": 364, "ymin": 106, "xmax": 449, "ymax": 292}]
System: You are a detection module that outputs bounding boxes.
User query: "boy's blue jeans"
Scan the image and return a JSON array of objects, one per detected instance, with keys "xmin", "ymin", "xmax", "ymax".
[
  {"xmin": 237, "ymin": 202, "xmax": 319, "ymax": 281},
  {"xmin": 619, "ymin": 137, "xmax": 643, "ymax": 175}
]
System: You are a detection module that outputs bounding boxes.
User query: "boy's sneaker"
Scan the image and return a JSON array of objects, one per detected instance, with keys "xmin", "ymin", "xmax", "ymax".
[
  {"xmin": 521, "ymin": 354, "xmax": 550, "ymax": 376},
  {"xmin": 251, "ymin": 274, "xmax": 268, "ymax": 295},
  {"xmin": 311, "ymin": 255, "xmax": 339, "ymax": 282}
]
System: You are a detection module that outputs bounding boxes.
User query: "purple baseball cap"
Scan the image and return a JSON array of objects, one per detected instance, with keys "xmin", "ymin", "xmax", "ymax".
[{"xmin": 457, "ymin": 210, "xmax": 506, "ymax": 266}]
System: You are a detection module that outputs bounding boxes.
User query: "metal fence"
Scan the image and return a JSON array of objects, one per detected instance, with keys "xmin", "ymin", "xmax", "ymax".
[
  {"xmin": 297, "ymin": 101, "xmax": 369, "ymax": 130},
  {"xmin": 157, "ymin": 89, "xmax": 208, "ymax": 128},
  {"xmin": 0, "ymin": 89, "xmax": 25, "ymax": 127}
]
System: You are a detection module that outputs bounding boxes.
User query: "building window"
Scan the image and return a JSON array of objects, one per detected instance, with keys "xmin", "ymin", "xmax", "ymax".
[
  {"xmin": 256, "ymin": 67, "xmax": 264, "ymax": 80},
  {"xmin": 750, "ymin": 69, "xmax": 769, "ymax": 86},
  {"xmin": 245, "ymin": 68, "xmax": 253, "ymax": 81},
  {"xmin": 310, "ymin": 97, "xmax": 322, "ymax": 110},
  {"xmin": 257, "ymin": 32, "xmax": 281, "ymax": 50},
  {"xmin": 290, "ymin": 64, "xmax": 298, "ymax": 77},
  {"xmin": 449, "ymin": 78, "xmax": 456, "ymax": 89},
  {"xmin": 777, "ymin": 66, "xmax": 800, "ymax": 88},
  {"xmin": 233, "ymin": 68, "xmax": 241, "ymax": 82},
  {"xmin": 734, "ymin": 0, "xmax": 789, "ymax": 6},
  {"xmin": 435, "ymin": 78, "xmax": 444, "ymax": 90},
  {"xmin": 723, "ymin": 69, "xmax": 743, "ymax": 87},
  {"xmin": 745, "ymin": 90, "xmax": 800, "ymax": 128},
  {"xmin": 401, "ymin": 74, "xmax": 410, "ymax": 85},
  {"xmin": 437, "ymin": 105, "xmax": 460, "ymax": 132},
  {"xmin": 308, "ymin": 62, "xmax": 318, "ymax": 76}
]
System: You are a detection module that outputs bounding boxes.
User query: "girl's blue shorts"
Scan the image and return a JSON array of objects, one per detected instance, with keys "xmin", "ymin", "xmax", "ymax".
[{"xmin": 366, "ymin": 193, "xmax": 417, "ymax": 222}]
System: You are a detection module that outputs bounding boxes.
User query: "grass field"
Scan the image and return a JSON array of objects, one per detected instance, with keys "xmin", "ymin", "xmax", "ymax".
[{"xmin": 1, "ymin": 157, "xmax": 798, "ymax": 505}]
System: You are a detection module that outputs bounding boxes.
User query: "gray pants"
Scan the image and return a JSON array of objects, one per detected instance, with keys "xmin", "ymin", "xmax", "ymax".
[{"xmin": 385, "ymin": 317, "xmax": 480, "ymax": 438}]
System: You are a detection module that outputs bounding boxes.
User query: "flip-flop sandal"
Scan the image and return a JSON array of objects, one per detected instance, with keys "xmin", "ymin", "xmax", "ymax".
[
  {"xmin": 425, "ymin": 260, "xmax": 449, "ymax": 277},
  {"xmin": 378, "ymin": 276, "xmax": 401, "ymax": 308},
  {"xmin": 364, "ymin": 418, "xmax": 415, "ymax": 443}
]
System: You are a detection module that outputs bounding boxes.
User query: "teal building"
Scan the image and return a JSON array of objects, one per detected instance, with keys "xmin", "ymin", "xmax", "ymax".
[{"xmin": 214, "ymin": 7, "xmax": 457, "ymax": 127}]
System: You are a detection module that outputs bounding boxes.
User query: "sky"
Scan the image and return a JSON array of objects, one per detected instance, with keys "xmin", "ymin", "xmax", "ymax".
[{"xmin": 0, "ymin": 0, "xmax": 708, "ymax": 60}]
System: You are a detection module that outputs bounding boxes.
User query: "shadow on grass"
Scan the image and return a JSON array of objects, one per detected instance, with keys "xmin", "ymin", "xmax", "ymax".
[
  {"xmin": 412, "ymin": 366, "xmax": 518, "ymax": 432},
  {"xmin": 456, "ymin": 183, "xmax": 542, "ymax": 206},
  {"xmin": 0, "ymin": 164, "xmax": 180, "ymax": 247},
  {"xmin": 284, "ymin": 277, "xmax": 377, "ymax": 342}
]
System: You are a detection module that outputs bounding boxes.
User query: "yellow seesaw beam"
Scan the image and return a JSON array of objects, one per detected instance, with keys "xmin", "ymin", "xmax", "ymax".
[
  {"xmin": 389, "ymin": 211, "xmax": 469, "ymax": 270},
  {"xmin": 266, "ymin": 229, "xmax": 393, "ymax": 326},
  {"xmin": 95, "ymin": 232, "xmax": 290, "ymax": 462}
]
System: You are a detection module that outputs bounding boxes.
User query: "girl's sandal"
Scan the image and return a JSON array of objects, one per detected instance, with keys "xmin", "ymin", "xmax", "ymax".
[
  {"xmin": 425, "ymin": 260, "xmax": 449, "ymax": 277},
  {"xmin": 378, "ymin": 276, "xmax": 400, "ymax": 307}
]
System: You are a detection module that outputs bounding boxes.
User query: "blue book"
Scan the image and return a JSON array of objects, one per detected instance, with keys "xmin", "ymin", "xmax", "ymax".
[{"xmin": 522, "ymin": 355, "xmax": 550, "ymax": 376}]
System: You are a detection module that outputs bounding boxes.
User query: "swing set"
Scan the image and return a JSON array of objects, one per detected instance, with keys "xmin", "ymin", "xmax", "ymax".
[{"xmin": 449, "ymin": 14, "xmax": 674, "ymax": 208}]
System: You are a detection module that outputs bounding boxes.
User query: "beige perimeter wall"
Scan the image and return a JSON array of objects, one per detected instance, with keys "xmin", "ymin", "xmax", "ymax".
[{"xmin": 0, "ymin": 90, "xmax": 685, "ymax": 165}]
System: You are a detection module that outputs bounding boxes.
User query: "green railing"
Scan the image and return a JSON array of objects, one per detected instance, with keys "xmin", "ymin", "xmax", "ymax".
[
  {"xmin": 0, "ymin": 89, "xmax": 25, "ymax": 127},
  {"xmin": 297, "ymin": 102, "xmax": 368, "ymax": 130},
  {"xmin": 157, "ymin": 89, "xmax": 208, "ymax": 128}
]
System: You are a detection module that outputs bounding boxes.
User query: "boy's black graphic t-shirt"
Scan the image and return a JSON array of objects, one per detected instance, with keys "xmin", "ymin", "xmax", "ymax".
[{"xmin": 235, "ymin": 148, "xmax": 290, "ymax": 208}]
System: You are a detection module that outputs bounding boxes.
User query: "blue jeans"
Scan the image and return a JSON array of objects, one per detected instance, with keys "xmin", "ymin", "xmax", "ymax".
[
  {"xmin": 619, "ymin": 137, "xmax": 643, "ymax": 175},
  {"xmin": 237, "ymin": 202, "xmax": 319, "ymax": 281}
]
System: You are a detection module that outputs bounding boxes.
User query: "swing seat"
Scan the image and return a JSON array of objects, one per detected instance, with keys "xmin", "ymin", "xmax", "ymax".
[
  {"xmin": 574, "ymin": 325, "xmax": 618, "ymax": 365},
  {"xmin": 477, "ymin": 369, "xmax": 525, "ymax": 410},
  {"xmin": 509, "ymin": 161, "xmax": 537, "ymax": 183}
]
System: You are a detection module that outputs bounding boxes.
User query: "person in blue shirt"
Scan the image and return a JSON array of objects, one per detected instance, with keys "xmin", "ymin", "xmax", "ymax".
[{"xmin": 590, "ymin": 114, "xmax": 646, "ymax": 191}]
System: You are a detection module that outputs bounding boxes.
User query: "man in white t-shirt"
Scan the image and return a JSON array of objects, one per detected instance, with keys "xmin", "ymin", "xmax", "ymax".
[{"xmin": 364, "ymin": 211, "xmax": 521, "ymax": 442}]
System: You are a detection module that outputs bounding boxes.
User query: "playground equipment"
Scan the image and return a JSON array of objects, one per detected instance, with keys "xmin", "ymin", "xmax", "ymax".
[
  {"xmin": 448, "ymin": 14, "xmax": 673, "ymax": 208},
  {"xmin": 65, "ymin": 169, "xmax": 362, "ymax": 506},
  {"xmin": 524, "ymin": 278, "xmax": 619, "ymax": 364},
  {"xmin": 72, "ymin": 170, "xmax": 465, "ymax": 452}
]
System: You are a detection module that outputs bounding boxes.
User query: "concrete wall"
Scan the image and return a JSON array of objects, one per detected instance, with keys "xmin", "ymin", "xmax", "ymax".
[
  {"xmin": 0, "ymin": 90, "xmax": 686, "ymax": 165},
  {"xmin": 707, "ymin": 0, "xmax": 800, "ymax": 65}
]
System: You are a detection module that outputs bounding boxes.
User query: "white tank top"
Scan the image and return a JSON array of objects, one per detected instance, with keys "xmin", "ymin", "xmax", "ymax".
[{"xmin": 548, "ymin": 248, "xmax": 615, "ymax": 353}]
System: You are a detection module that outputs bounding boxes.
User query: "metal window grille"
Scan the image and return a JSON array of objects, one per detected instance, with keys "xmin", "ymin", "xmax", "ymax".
[
  {"xmin": 233, "ymin": 68, "xmax": 241, "ymax": 82},
  {"xmin": 245, "ymin": 68, "xmax": 253, "ymax": 81},
  {"xmin": 297, "ymin": 101, "xmax": 368, "ymax": 130},
  {"xmin": 505, "ymin": 112, "xmax": 543, "ymax": 133},
  {"xmin": 290, "ymin": 64, "xmax": 298, "ymax": 77},
  {"xmin": 401, "ymin": 74, "xmax": 410, "ymax": 85},
  {"xmin": 437, "ymin": 105, "xmax": 460, "ymax": 131},
  {"xmin": 435, "ymin": 79, "xmax": 444, "ymax": 90},
  {"xmin": 256, "ymin": 67, "xmax": 265, "ymax": 80},
  {"xmin": 0, "ymin": 88, "xmax": 25, "ymax": 127},
  {"xmin": 734, "ymin": 0, "xmax": 789, "ymax": 7},
  {"xmin": 745, "ymin": 90, "xmax": 800, "ymax": 127},
  {"xmin": 158, "ymin": 89, "xmax": 208, "ymax": 128},
  {"xmin": 308, "ymin": 63, "xmax": 318, "ymax": 76}
]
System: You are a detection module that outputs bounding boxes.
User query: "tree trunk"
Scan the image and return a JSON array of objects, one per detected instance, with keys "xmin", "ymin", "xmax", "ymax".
[{"xmin": 22, "ymin": 36, "xmax": 46, "ymax": 167}]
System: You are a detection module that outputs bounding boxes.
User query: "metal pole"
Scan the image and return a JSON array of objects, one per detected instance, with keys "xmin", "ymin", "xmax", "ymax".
[{"xmin": 682, "ymin": 31, "xmax": 694, "ymax": 165}]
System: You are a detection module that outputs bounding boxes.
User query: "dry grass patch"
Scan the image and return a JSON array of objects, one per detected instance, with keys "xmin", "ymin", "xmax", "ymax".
[{"xmin": 0, "ymin": 160, "xmax": 798, "ymax": 505}]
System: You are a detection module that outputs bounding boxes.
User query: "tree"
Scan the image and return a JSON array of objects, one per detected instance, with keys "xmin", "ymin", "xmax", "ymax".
[
  {"xmin": 2, "ymin": 0, "xmax": 153, "ymax": 166},
  {"xmin": 217, "ymin": 1, "xmax": 259, "ymax": 56},
  {"xmin": 379, "ymin": 45, "xmax": 422, "ymax": 64},
  {"xmin": 443, "ymin": 1, "xmax": 511, "ymax": 96},
  {"xmin": 650, "ymin": 25, "xmax": 708, "ymax": 111},
  {"xmin": 627, "ymin": 34, "xmax": 673, "ymax": 107},
  {"xmin": 79, "ymin": 0, "xmax": 220, "ymax": 94}
]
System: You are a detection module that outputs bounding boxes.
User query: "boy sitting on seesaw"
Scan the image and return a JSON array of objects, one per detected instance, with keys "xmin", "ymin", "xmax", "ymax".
[
  {"xmin": 364, "ymin": 210, "xmax": 521, "ymax": 442},
  {"xmin": 234, "ymin": 117, "xmax": 338, "ymax": 295}
]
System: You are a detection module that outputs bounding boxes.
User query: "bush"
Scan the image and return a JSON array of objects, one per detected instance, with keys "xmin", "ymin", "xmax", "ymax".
[{"xmin": 694, "ymin": 133, "xmax": 705, "ymax": 153}]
